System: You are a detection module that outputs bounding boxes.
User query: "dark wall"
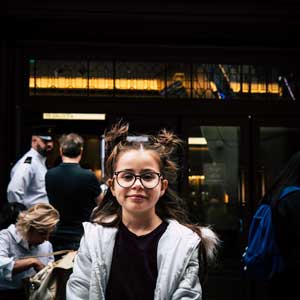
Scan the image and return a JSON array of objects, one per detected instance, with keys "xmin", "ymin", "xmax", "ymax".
[
  {"xmin": 4, "ymin": 1, "xmax": 300, "ymax": 49},
  {"xmin": 1, "ymin": 0, "xmax": 300, "ymax": 207}
]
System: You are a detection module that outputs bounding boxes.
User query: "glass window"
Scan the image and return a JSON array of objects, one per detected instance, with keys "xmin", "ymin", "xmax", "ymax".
[
  {"xmin": 29, "ymin": 59, "xmax": 296, "ymax": 101},
  {"xmin": 187, "ymin": 125, "xmax": 241, "ymax": 259},
  {"xmin": 259, "ymin": 127, "xmax": 300, "ymax": 196},
  {"xmin": 30, "ymin": 60, "xmax": 88, "ymax": 96},
  {"xmin": 115, "ymin": 62, "xmax": 165, "ymax": 97},
  {"xmin": 89, "ymin": 61, "xmax": 114, "ymax": 97},
  {"xmin": 163, "ymin": 63, "xmax": 191, "ymax": 98}
]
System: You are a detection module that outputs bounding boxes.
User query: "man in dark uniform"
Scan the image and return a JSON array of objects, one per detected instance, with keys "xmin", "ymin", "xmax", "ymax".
[
  {"xmin": 45, "ymin": 133, "xmax": 102, "ymax": 250},
  {"xmin": 7, "ymin": 127, "xmax": 54, "ymax": 208}
]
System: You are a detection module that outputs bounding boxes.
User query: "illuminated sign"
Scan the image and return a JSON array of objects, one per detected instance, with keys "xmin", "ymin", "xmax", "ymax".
[{"xmin": 43, "ymin": 113, "xmax": 106, "ymax": 120}]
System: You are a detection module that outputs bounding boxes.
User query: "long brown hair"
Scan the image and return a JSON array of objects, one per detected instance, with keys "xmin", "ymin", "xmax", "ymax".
[{"xmin": 91, "ymin": 121, "xmax": 218, "ymax": 283}]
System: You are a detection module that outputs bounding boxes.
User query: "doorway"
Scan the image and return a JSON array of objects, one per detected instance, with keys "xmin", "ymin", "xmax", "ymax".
[{"xmin": 23, "ymin": 112, "xmax": 300, "ymax": 300}]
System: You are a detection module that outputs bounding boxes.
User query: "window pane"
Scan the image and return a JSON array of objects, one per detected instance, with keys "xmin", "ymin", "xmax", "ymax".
[
  {"xmin": 163, "ymin": 63, "xmax": 191, "ymax": 98},
  {"xmin": 115, "ymin": 62, "xmax": 165, "ymax": 97},
  {"xmin": 30, "ymin": 60, "xmax": 88, "ymax": 96},
  {"xmin": 29, "ymin": 60, "xmax": 296, "ymax": 101},
  {"xmin": 89, "ymin": 61, "xmax": 114, "ymax": 97},
  {"xmin": 187, "ymin": 126, "xmax": 241, "ymax": 259}
]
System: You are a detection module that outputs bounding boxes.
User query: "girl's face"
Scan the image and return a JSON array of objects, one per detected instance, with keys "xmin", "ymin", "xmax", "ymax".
[{"xmin": 110, "ymin": 149, "xmax": 168, "ymax": 217}]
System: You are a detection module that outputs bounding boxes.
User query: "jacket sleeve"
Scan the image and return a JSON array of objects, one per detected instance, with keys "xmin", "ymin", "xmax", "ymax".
[
  {"xmin": 171, "ymin": 247, "xmax": 202, "ymax": 300},
  {"xmin": 0, "ymin": 231, "xmax": 15, "ymax": 281},
  {"xmin": 66, "ymin": 234, "xmax": 92, "ymax": 300},
  {"xmin": 7, "ymin": 163, "xmax": 33, "ymax": 204}
]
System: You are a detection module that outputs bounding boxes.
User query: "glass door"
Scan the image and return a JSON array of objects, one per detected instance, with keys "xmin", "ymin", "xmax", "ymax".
[
  {"xmin": 187, "ymin": 125, "xmax": 241, "ymax": 246},
  {"xmin": 248, "ymin": 118, "xmax": 300, "ymax": 300},
  {"xmin": 182, "ymin": 118, "xmax": 251, "ymax": 300},
  {"xmin": 257, "ymin": 123, "xmax": 300, "ymax": 199}
]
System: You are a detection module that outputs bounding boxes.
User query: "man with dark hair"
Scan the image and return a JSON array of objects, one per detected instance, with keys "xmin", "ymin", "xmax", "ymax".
[
  {"xmin": 45, "ymin": 133, "xmax": 102, "ymax": 250},
  {"xmin": 7, "ymin": 127, "xmax": 54, "ymax": 208}
]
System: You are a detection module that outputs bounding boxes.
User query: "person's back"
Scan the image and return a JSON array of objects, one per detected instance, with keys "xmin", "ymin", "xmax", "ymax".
[
  {"xmin": 45, "ymin": 133, "xmax": 101, "ymax": 250},
  {"xmin": 46, "ymin": 163, "xmax": 100, "ymax": 228},
  {"xmin": 272, "ymin": 188, "xmax": 300, "ymax": 300},
  {"xmin": 256, "ymin": 151, "xmax": 300, "ymax": 300},
  {"xmin": 277, "ymin": 189, "xmax": 300, "ymax": 264}
]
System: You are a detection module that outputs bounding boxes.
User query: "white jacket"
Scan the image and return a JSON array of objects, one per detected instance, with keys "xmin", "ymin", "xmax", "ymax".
[{"xmin": 67, "ymin": 219, "xmax": 217, "ymax": 300}]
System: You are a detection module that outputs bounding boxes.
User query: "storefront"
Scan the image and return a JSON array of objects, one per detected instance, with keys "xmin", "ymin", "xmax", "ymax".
[{"xmin": 2, "ymin": 2, "xmax": 300, "ymax": 299}]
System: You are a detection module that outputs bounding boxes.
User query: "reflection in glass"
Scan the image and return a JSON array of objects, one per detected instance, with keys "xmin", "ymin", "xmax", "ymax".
[
  {"xmin": 115, "ymin": 62, "xmax": 165, "ymax": 97},
  {"xmin": 187, "ymin": 126, "xmax": 241, "ymax": 259},
  {"xmin": 259, "ymin": 127, "xmax": 300, "ymax": 195},
  {"xmin": 29, "ymin": 59, "xmax": 295, "ymax": 101}
]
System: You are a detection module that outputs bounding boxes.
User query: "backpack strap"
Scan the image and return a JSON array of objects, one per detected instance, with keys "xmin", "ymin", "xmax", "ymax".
[{"xmin": 280, "ymin": 186, "xmax": 300, "ymax": 199}]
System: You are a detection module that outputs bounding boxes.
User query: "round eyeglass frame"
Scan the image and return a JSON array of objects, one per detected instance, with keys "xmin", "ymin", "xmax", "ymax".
[{"xmin": 114, "ymin": 171, "xmax": 163, "ymax": 189}]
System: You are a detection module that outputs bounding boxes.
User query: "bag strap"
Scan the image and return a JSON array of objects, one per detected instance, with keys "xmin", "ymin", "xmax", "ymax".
[
  {"xmin": 19, "ymin": 249, "xmax": 74, "ymax": 259},
  {"xmin": 280, "ymin": 186, "xmax": 300, "ymax": 199}
]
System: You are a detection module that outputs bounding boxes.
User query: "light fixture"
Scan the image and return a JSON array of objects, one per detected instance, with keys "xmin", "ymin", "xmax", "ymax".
[
  {"xmin": 43, "ymin": 113, "xmax": 106, "ymax": 120},
  {"xmin": 188, "ymin": 137, "xmax": 207, "ymax": 145}
]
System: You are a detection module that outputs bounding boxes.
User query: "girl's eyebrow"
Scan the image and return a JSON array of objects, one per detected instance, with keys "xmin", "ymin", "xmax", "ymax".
[{"xmin": 119, "ymin": 168, "xmax": 158, "ymax": 173}]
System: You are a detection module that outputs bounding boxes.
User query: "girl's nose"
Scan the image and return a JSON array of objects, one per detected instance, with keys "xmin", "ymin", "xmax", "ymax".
[{"xmin": 132, "ymin": 177, "xmax": 144, "ymax": 189}]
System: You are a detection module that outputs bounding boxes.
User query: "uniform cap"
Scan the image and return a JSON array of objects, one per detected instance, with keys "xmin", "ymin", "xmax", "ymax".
[{"xmin": 32, "ymin": 126, "xmax": 53, "ymax": 141}]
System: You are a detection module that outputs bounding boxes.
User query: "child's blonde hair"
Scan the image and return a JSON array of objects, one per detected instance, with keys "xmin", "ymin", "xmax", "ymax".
[{"xmin": 16, "ymin": 203, "xmax": 60, "ymax": 239}]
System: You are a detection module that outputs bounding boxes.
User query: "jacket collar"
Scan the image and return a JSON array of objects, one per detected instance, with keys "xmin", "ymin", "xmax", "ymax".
[
  {"xmin": 29, "ymin": 148, "xmax": 47, "ymax": 164},
  {"xmin": 7, "ymin": 224, "xmax": 31, "ymax": 250}
]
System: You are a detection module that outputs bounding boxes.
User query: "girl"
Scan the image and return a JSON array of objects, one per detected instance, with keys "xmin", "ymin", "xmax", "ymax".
[{"xmin": 67, "ymin": 122, "xmax": 219, "ymax": 300}]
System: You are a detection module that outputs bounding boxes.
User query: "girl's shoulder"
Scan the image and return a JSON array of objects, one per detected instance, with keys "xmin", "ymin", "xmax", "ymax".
[
  {"xmin": 83, "ymin": 221, "xmax": 116, "ymax": 232},
  {"xmin": 81, "ymin": 222, "xmax": 118, "ymax": 257},
  {"xmin": 166, "ymin": 220, "xmax": 217, "ymax": 240},
  {"xmin": 163, "ymin": 220, "xmax": 200, "ymax": 248},
  {"xmin": 82, "ymin": 221, "xmax": 118, "ymax": 241},
  {"xmin": 166, "ymin": 220, "xmax": 220, "ymax": 260},
  {"xmin": 166, "ymin": 219, "xmax": 197, "ymax": 237}
]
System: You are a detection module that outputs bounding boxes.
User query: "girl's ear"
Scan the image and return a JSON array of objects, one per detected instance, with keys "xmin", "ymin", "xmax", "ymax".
[
  {"xmin": 159, "ymin": 179, "xmax": 168, "ymax": 197},
  {"xmin": 108, "ymin": 179, "xmax": 116, "ymax": 196}
]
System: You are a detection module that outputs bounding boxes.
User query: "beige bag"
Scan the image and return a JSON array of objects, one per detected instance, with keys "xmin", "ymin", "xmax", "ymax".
[{"xmin": 24, "ymin": 250, "xmax": 77, "ymax": 300}]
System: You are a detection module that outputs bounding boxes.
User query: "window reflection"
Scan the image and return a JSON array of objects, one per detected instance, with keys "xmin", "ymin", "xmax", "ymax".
[
  {"xmin": 187, "ymin": 126, "xmax": 241, "ymax": 259},
  {"xmin": 29, "ymin": 59, "xmax": 295, "ymax": 101}
]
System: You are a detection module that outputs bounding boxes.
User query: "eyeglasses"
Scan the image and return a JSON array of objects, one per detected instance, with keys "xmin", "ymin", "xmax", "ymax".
[{"xmin": 114, "ymin": 171, "xmax": 162, "ymax": 189}]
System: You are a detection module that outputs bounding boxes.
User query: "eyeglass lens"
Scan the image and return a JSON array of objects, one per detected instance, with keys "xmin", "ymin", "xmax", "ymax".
[{"xmin": 116, "ymin": 171, "xmax": 160, "ymax": 189}]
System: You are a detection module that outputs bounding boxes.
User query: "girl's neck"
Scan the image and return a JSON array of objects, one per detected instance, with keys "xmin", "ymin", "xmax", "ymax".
[{"xmin": 122, "ymin": 211, "xmax": 162, "ymax": 236}]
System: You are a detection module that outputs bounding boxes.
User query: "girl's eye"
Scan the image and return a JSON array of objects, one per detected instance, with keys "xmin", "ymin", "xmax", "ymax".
[
  {"xmin": 122, "ymin": 173, "xmax": 135, "ymax": 181},
  {"xmin": 142, "ymin": 173, "xmax": 156, "ymax": 181}
]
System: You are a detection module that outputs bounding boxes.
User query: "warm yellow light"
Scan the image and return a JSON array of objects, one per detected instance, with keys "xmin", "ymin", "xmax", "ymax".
[
  {"xmin": 188, "ymin": 137, "xmax": 207, "ymax": 145},
  {"xmin": 29, "ymin": 76, "xmax": 281, "ymax": 94},
  {"xmin": 224, "ymin": 193, "xmax": 229, "ymax": 204},
  {"xmin": 43, "ymin": 113, "xmax": 106, "ymax": 120},
  {"xmin": 94, "ymin": 169, "xmax": 102, "ymax": 180},
  {"xmin": 189, "ymin": 175, "xmax": 205, "ymax": 185},
  {"xmin": 230, "ymin": 82, "xmax": 280, "ymax": 94},
  {"xmin": 30, "ymin": 77, "xmax": 160, "ymax": 90}
]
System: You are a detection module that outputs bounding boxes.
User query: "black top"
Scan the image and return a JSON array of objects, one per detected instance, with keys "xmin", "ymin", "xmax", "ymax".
[
  {"xmin": 45, "ymin": 163, "xmax": 101, "ymax": 232},
  {"xmin": 275, "ymin": 190, "xmax": 300, "ymax": 268},
  {"xmin": 105, "ymin": 221, "xmax": 168, "ymax": 300},
  {"xmin": 270, "ymin": 189, "xmax": 300, "ymax": 299}
]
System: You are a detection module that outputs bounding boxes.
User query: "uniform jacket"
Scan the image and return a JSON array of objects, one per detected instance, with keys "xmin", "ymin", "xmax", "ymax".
[
  {"xmin": 67, "ymin": 219, "xmax": 218, "ymax": 300},
  {"xmin": 7, "ymin": 148, "xmax": 49, "ymax": 208}
]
